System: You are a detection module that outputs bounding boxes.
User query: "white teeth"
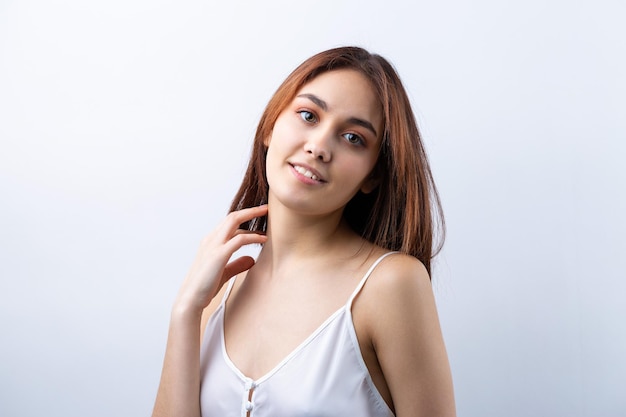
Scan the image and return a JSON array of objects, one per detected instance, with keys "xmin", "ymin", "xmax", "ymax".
[{"xmin": 294, "ymin": 165, "xmax": 319, "ymax": 180}]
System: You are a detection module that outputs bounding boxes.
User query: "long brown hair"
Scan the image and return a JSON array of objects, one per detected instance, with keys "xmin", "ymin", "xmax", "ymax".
[{"xmin": 229, "ymin": 46, "xmax": 444, "ymax": 275}]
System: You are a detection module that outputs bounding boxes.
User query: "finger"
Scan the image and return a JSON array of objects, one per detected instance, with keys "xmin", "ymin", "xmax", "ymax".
[
  {"xmin": 212, "ymin": 205, "xmax": 268, "ymax": 242},
  {"xmin": 233, "ymin": 229, "xmax": 266, "ymax": 237},
  {"xmin": 222, "ymin": 256, "xmax": 256, "ymax": 281},
  {"xmin": 224, "ymin": 205, "xmax": 268, "ymax": 231},
  {"xmin": 224, "ymin": 232, "xmax": 268, "ymax": 254}
]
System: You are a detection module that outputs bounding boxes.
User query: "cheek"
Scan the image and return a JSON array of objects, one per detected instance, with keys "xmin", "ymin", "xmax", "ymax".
[
  {"xmin": 270, "ymin": 111, "xmax": 301, "ymax": 141},
  {"xmin": 264, "ymin": 132, "xmax": 286, "ymax": 178}
]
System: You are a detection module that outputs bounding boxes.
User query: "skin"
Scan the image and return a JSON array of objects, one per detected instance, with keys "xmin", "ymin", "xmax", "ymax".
[{"xmin": 152, "ymin": 69, "xmax": 456, "ymax": 417}]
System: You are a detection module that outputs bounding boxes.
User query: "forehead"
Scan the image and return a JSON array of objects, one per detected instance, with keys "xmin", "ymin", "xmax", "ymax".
[{"xmin": 296, "ymin": 69, "xmax": 383, "ymax": 132}]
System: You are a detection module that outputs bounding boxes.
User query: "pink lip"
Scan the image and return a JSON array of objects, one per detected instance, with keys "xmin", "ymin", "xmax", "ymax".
[{"xmin": 288, "ymin": 162, "xmax": 326, "ymax": 184}]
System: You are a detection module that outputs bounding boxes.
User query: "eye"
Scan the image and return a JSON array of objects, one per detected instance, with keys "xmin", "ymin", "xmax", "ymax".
[
  {"xmin": 298, "ymin": 110, "xmax": 317, "ymax": 123},
  {"xmin": 343, "ymin": 132, "xmax": 364, "ymax": 146}
]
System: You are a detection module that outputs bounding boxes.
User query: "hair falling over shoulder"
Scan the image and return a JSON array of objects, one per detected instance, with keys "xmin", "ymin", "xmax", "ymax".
[{"xmin": 229, "ymin": 46, "xmax": 445, "ymax": 276}]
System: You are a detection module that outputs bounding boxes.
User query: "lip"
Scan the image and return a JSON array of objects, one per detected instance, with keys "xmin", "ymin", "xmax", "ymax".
[{"xmin": 288, "ymin": 162, "xmax": 327, "ymax": 184}]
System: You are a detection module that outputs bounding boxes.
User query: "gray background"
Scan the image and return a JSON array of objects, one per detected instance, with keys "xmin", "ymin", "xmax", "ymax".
[{"xmin": 1, "ymin": 0, "xmax": 624, "ymax": 416}]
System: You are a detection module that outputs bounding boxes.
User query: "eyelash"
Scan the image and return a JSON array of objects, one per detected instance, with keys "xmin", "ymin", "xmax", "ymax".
[
  {"xmin": 296, "ymin": 110, "xmax": 365, "ymax": 147},
  {"xmin": 297, "ymin": 110, "xmax": 317, "ymax": 124},
  {"xmin": 342, "ymin": 132, "xmax": 364, "ymax": 146}
]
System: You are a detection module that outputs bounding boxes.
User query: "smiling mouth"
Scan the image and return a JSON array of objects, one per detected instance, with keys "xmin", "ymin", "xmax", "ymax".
[{"xmin": 290, "ymin": 164, "xmax": 325, "ymax": 182}]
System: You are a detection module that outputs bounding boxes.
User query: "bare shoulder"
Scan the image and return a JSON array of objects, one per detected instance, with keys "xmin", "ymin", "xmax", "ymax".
[
  {"xmin": 355, "ymin": 252, "xmax": 436, "ymax": 340},
  {"xmin": 363, "ymin": 253, "xmax": 432, "ymax": 307},
  {"xmin": 372, "ymin": 252, "xmax": 430, "ymax": 285},
  {"xmin": 356, "ymin": 252, "xmax": 456, "ymax": 416}
]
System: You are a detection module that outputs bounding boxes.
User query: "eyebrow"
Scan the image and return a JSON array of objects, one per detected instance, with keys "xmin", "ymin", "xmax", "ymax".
[
  {"xmin": 296, "ymin": 93, "xmax": 378, "ymax": 137},
  {"xmin": 298, "ymin": 93, "xmax": 328, "ymax": 111}
]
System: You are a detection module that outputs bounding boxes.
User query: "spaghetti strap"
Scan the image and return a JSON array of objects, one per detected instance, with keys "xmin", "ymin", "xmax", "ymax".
[
  {"xmin": 220, "ymin": 276, "xmax": 238, "ymax": 307},
  {"xmin": 347, "ymin": 252, "xmax": 398, "ymax": 307},
  {"xmin": 201, "ymin": 252, "xmax": 398, "ymax": 417}
]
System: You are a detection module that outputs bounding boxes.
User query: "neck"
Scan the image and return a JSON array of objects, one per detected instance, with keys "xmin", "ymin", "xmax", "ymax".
[{"xmin": 255, "ymin": 197, "xmax": 362, "ymax": 273}]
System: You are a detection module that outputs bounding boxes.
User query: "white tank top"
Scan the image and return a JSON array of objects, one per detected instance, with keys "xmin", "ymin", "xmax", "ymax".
[{"xmin": 199, "ymin": 252, "xmax": 397, "ymax": 417}]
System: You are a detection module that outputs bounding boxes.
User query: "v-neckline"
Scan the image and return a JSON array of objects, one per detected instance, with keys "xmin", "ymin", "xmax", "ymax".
[
  {"xmin": 218, "ymin": 251, "xmax": 396, "ymax": 384},
  {"xmin": 220, "ymin": 302, "xmax": 347, "ymax": 384}
]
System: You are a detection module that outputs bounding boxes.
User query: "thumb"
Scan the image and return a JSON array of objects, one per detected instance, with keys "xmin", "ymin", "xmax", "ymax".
[{"xmin": 222, "ymin": 256, "xmax": 256, "ymax": 281}]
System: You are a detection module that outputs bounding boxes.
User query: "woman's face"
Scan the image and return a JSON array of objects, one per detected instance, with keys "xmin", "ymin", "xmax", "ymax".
[{"xmin": 264, "ymin": 68, "xmax": 383, "ymax": 217}]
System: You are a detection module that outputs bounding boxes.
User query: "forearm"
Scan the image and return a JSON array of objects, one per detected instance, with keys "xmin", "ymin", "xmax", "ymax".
[
  {"xmin": 152, "ymin": 305, "xmax": 203, "ymax": 417},
  {"xmin": 152, "ymin": 205, "xmax": 268, "ymax": 416}
]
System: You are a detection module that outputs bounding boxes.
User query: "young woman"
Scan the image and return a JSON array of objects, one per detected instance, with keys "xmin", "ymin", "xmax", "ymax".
[{"xmin": 152, "ymin": 46, "xmax": 455, "ymax": 417}]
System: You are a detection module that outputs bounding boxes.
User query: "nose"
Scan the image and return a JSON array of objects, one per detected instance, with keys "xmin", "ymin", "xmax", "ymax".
[{"xmin": 303, "ymin": 129, "xmax": 332, "ymax": 162}]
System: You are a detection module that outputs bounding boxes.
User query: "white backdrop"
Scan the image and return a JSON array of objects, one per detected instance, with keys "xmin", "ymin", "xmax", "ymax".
[{"xmin": 1, "ymin": 1, "xmax": 624, "ymax": 416}]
